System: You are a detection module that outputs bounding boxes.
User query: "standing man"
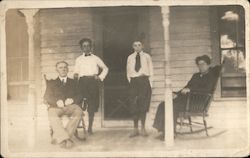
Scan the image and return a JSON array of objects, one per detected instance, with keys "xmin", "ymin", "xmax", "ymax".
[
  {"xmin": 44, "ymin": 61, "xmax": 83, "ymax": 149},
  {"xmin": 126, "ymin": 40, "xmax": 153, "ymax": 137},
  {"xmin": 74, "ymin": 38, "xmax": 109, "ymax": 135}
]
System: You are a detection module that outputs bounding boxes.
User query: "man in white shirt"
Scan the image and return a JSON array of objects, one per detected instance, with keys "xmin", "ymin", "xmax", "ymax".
[
  {"xmin": 126, "ymin": 40, "xmax": 153, "ymax": 137},
  {"xmin": 74, "ymin": 38, "xmax": 109, "ymax": 134}
]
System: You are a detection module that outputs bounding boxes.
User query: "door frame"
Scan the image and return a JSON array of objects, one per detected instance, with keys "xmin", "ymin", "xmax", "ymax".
[{"xmin": 92, "ymin": 7, "xmax": 150, "ymax": 127}]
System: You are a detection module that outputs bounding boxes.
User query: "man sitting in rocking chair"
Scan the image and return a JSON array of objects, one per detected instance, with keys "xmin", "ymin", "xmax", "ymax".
[{"xmin": 44, "ymin": 61, "xmax": 83, "ymax": 149}]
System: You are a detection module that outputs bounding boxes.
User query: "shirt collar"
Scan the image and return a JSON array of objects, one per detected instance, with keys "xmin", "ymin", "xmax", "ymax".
[
  {"xmin": 134, "ymin": 51, "xmax": 143, "ymax": 55},
  {"xmin": 83, "ymin": 52, "xmax": 92, "ymax": 56},
  {"xmin": 58, "ymin": 76, "xmax": 67, "ymax": 82}
]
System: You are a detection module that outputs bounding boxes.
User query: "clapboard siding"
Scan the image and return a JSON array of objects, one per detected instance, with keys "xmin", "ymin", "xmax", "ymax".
[
  {"xmin": 169, "ymin": 6, "xmax": 212, "ymax": 91},
  {"xmin": 39, "ymin": 8, "xmax": 94, "ymax": 95},
  {"xmin": 39, "ymin": 8, "xmax": 93, "ymax": 76},
  {"xmin": 148, "ymin": 7, "xmax": 165, "ymax": 123}
]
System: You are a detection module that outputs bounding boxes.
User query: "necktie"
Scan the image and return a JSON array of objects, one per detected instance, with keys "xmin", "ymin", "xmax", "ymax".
[
  {"xmin": 61, "ymin": 79, "xmax": 66, "ymax": 86},
  {"xmin": 135, "ymin": 52, "xmax": 141, "ymax": 72}
]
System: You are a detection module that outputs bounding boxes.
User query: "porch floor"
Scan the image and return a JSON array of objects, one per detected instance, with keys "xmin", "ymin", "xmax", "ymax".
[{"xmin": 7, "ymin": 100, "xmax": 249, "ymax": 156}]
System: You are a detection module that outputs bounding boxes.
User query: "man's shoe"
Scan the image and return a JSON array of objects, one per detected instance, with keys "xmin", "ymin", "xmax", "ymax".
[
  {"xmin": 141, "ymin": 129, "xmax": 148, "ymax": 137},
  {"xmin": 129, "ymin": 129, "xmax": 139, "ymax": 138},
  {"xmin": 51, "ymin": 138, "xmax": 57, "ymax": 144},
  {"xmin": 88, "ymin": 128, "xmax": 93, "ymax": 135},
  {"xmin": 65, "ymin": 139, "xmax": 74, "ymax": 149},
  {"xmin": 59, "ymin": 140, "xmax": 66, "ymax": 148}
]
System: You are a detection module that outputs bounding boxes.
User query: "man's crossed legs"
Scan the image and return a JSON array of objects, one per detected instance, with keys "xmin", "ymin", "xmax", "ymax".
[{"xmin": 48, "ymin": 104, "xmax": 83, "ymax": 149}]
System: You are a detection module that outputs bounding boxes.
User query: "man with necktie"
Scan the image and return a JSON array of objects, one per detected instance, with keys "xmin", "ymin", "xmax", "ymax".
[
  {"xmin": 126, "ymin": 40, "xmax": 154, "ymax": 137},
  {"xmin": 44, "ymin": 61, "xmax": 83, "ymax": 148},
  {"xmin": 74, "ymin": 38, "xmax": 109, "ymax": 135}
]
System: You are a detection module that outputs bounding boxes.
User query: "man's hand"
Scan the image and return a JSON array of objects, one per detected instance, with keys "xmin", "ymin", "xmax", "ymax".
[
  {"xmin": 56, "ymin": 100, "xmax": 64, "ymax": 108},
  {"xmin": 95, "ymin": 75, "xmax": 103, "ymax": 81},
  {"xmin": 65, "ymin": 98, "xmax": 74, "ymax": 106},
  {"xmin": 181, "ymin": 88, "xmax": 190, "ymax": 94}
]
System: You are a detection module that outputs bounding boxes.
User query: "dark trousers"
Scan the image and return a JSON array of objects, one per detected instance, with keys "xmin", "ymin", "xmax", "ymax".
[
  {"xmin": 128, "ymin": 76, "xmax": 152, "ymax": 129},
  {"xmin": 79, "ymin": 76, "xmax": 100, "ymax": 131}
]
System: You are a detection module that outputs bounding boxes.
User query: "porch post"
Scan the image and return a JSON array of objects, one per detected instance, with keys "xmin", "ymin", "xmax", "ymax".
[
  {"xmin": 161, "ymin": 6, "xmax": 174, "ymax": 147},
  {"xmin": 19, "ymin": 9, "xmax": 39, "ymax": 148},
  {"xmin": 0, "ymin": 5, "xmax": 8, "ymax": 154}
]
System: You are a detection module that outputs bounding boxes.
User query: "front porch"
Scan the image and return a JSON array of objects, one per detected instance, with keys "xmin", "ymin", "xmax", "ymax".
[
  {"xmin": 1, "ymin": 2, "xmax": 249, "ymax": 157},
  {"xmin": 8, "ymin": 100, "xmax": 248, "ymax": 155}
]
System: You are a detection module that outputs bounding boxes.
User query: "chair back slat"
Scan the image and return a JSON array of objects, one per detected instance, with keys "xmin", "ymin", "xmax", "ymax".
[
  {"xmin": 185, "ymin": 65, "xmax": 223, "ymax": 115},
  {"xmin": 187, "ymin": 93, "xmax": 211, "ymax": 113}
]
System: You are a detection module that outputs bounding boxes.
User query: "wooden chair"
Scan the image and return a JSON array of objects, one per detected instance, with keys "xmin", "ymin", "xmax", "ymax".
[
  {"xmin": 177, "ymin": 65, "xmax": 223, "ymax": 136},
  {"xmin": 43, "ymin": 75, "xmax": 87, "ymax": 142}
]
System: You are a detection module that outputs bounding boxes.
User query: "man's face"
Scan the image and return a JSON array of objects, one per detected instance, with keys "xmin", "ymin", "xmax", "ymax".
[
  {"xmin": 56, "ymin": 62, "xmax": 68, "ymax": 77},
  {"xmin": 81, "ymin": 41, "xmax": 91, "ymax": 53},
  {"xmin": 133, "ymin": 41, "xmax": 143, "ymax": 53},
  {"xmin": 197, "ymin": 60, "xmax": 209, "ymax": 73}
]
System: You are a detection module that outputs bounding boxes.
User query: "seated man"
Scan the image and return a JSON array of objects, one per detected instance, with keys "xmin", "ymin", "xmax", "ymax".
[
  {"xmin": 153, "ymin": 55, "xmax": 220, "ymax": 140},
  {"xmin": 44, "ymin": 61, "xmax": 83, "ymax": 148}
]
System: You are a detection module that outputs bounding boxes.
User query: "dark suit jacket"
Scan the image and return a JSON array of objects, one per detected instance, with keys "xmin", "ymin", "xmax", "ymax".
[{"xmin": 44, "ymin": 77, "xmax": 82, "ymax": 107}]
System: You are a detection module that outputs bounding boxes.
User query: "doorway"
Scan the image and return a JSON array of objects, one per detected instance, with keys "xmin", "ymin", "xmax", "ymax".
[{"xmin": 99, "ymin": 7, "xmax": 149, "ymax": 127}]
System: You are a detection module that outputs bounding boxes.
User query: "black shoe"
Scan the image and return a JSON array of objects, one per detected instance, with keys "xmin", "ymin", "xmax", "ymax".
[
  {"xmin": 141, "ymin": 129, "xmax": 148, "ymax": 137},
  {"xmin": 88, "ymin": 128, "xmax": 93, "ymax": 135},
  {"xmin": 129, "ymin": 129, "xmax": 139, "ymax": 138}
]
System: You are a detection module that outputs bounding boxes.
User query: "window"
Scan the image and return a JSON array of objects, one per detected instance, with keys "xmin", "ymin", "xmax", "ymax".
[
  {"xmin": 218, "ymin": 6, "xmax": 246, "ymax": 97},
  {"xmin": 6, "ymin": 10, "xmax": 29, "ymax": 101}
]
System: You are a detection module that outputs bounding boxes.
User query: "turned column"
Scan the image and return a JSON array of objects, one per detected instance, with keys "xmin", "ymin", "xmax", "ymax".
[
  {"xmin": 19, "ymin": 9, "xmax": 39, "ymax": 148},
  {"xmin": 161, "ymin": 6, "xmax": 174, "ymax": 147}
]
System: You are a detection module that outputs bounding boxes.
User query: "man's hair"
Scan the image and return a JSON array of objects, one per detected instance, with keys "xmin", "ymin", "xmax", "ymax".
[
  {"xmin": 55, "ymin": 61, "xmax": 69, "ymax": 67},
  {"xmin": 79, "ymin": 38, "xmax": 92, "ymax": 47},
  {"xmin": 195, "ymin": 55, "xmax": 211, "ymax": 65},
  {"xmin": 133, "ymin": 40, "xmax": 143, "ymax": 45}
]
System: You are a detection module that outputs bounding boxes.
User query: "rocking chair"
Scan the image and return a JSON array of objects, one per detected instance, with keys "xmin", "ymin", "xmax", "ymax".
[{"xmin": 177, "ymin": 65, "xmax": 223, "ymax": 136}]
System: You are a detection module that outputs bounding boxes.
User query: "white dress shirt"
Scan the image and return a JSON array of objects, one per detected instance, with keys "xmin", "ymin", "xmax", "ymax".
[
  {"xmin": 58, "ymin": 76, "xmax": 67, "ymax": 84},
  {"xmin": 126, "ymin": 51, "xmax": 154, "ymax": 87},
  {"xmin": 74, "ymin": 52, "xmax": 109, "ymax": 81}
]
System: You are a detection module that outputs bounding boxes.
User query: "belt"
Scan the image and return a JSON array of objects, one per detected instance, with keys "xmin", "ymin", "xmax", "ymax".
[
  {"xmin": 80, "ymin": 75, "xmax": 96, "ymax": 78},
  {"xmin": 131, "ymin": 75, "xmax": 149, "ymax": 79}
]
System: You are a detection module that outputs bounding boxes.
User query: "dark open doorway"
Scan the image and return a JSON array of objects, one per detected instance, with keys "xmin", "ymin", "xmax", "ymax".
[{"xmin": 100, "ymin": 7, "xmax": 150, "ymax": 123}]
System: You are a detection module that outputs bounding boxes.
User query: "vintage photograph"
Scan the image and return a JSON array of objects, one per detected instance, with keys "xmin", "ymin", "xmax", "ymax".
[{"xmin": 0, "ymin": 0, "xmax": 249, "ymax": 157}]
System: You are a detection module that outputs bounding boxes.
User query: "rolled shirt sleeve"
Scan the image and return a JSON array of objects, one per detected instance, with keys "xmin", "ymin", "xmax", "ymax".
[
  {"xmin": 126, "ymin": 56, "xmax": 132, "ymax": 83},
  {"xmin": 96, "ymin": 56, "xmax": 109, "ymax": 81}
]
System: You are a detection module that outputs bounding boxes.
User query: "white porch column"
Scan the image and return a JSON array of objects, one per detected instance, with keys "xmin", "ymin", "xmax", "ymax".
[
  {"xmin": 0, "ymin": 5, "xmax": 8, "ymax": 154},
  {"xmin": 19, "ymin": 9, "xmax": 39, "ymax": 148},
  {"xmin": 161, "ymin": 6, "xmax": 174, "ymax": 147}
]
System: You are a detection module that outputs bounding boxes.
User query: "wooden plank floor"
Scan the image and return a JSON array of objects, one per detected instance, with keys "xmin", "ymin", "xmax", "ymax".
[{"xmin": 7, "ymin": 100, "xmax": 248, "ymax": 154}]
